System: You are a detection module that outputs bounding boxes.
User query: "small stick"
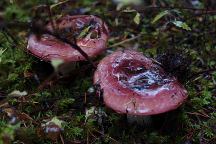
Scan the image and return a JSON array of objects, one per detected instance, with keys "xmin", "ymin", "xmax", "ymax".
[
  {"xmin": 186, "ymin": 112, "xmax": 209, "ymax": 118},
  {"xmin": 92, "ymin": 128, "xmax": 120, "ymax": 144},
  {"xmin": 188, "ymin": 68, "xmax": 216, "ymax": 81},
  {"xmin": 109, "ymin": 34, "xmax": 142, "ymax": 48},
  {"xmin": 60, "ymin": 134, "xmax": 65, "ymax": 144}
]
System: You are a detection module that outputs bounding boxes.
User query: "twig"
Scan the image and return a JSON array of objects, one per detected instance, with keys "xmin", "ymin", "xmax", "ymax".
[
  {"xmin": 107, "ymin": 6, "xmax": 216, "ymax": 15},
  {"xmin": 186, "ymin": 112, "xmax": 209, "ymax": 118},
  {"xmin": 46, "ymin": 1, "xmax": 57, "ymax": 33},
  {"xmin": 60, "ymin": 134, "xmax": 65, "ymax": 144},
  {"xmin": 208, "ymin": 136, "xmax": 216, "ymax": 144},
  {"xmin": 148, "ymin": 5, "xmax": 216, "ymax": 12},
  {"xmin": 188, "ymin": 68, "xmax": 216, "ymax": 81},
  {"xmin": 109, "ymin": 34, "xmax": 142, "ymax": 48},
  {"xmin": 30, "ymin": 21, "xmax": 96, "ymax": 68},
  {"xmin": 87, "ymin": 130, "xmax": 89, "ymax": 144},
  {"xmin": 92, "ymin": 128, "xmax": 120, "ymax": 144},
  {"xmin": 133, "ymin": 6, "xmax": 216, "ymax": 14},
  {"xmin": 0, "ymin": 102, "xmax": 9, "ymax": 108},
  {"xmin": 32, "ymin": 2, "xmax": 96, "ymax": 68}
]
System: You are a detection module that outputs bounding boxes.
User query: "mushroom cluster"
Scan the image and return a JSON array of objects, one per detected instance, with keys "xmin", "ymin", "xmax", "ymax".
[
  {"xmin": 27, "ymin": 15, "xmax": 109, "ymax": 62},
  {"xmin": 27, "ymin": 14, "xmax": 188, "ymax": 119},
  {"xmin": 94, "ymin": 50, "xmax": 188, "ymax": 116}
]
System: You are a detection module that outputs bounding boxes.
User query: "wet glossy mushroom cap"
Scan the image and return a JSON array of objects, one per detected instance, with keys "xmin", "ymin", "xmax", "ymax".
[
  {"xmin": 94, "ymin": 50, "xmax": 188, "ymax": 115},
  {"xmin": 27, "ymin": 15, "xmax": 109, "ymax": 62}
]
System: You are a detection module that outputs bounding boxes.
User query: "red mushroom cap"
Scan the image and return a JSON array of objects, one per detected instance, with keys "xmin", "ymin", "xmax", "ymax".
[
  {"xmin": 94, "ymin": 50, "xmax": 188, "ymax": 115},
  {"xmin": 27, "ymin": 15, "xmax": 109, "ymax": 62}
]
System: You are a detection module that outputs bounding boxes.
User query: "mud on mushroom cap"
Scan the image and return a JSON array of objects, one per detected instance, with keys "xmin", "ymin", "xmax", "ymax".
[
  {"xmin": 94, "ymin": 50, "xmax": 188, "ymax": 115},
  {"xmin": 27, "ymin": 15, "xmax": 109, "ymax": 62}
]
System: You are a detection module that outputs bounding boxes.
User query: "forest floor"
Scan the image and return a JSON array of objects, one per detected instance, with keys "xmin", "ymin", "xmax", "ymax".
[{"xmin": 0, "ymin": 0, "xmax": 215, "ymax": 143}]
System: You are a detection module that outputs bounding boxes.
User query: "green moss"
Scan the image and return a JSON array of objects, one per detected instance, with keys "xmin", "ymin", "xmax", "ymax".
[{"xmin": 57, "ymin": 98, "xmax": 75, "ymax": 111}]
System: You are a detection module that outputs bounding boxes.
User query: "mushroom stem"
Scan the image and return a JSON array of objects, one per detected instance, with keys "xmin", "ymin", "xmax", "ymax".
[{"xmin": 127, "ymin": 115, "xmax": 152, "ymax": 126}]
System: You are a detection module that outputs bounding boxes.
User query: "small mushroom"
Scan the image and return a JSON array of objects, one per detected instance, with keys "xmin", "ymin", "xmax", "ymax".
[
  {"xmin": 94, "ymin": 50, "xmax": 188, "ymax": 124},
  {"xmin": 27, "ymin": 15, "xmax": 109, "ymax": 62}
]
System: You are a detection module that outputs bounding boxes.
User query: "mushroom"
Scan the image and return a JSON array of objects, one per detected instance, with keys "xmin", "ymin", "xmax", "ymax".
[
  {"xmin": 27, "ymin": 15, "xmax": 109, "ymax": 62},
  {"xmin": 94, "ymin": 50, "xmax": 188, "ymax": 124}
]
